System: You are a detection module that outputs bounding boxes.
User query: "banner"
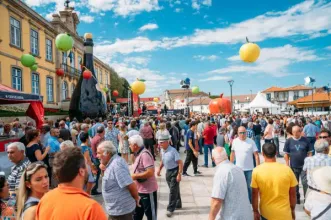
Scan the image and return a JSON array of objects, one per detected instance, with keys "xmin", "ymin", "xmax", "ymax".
[
  {"xmin": 26, "ymin": 102, "xmax": 44, "ymax": 129},
  {"xmin": 128, "ymin": 90, "xmax": 132, "ymax": 116}
]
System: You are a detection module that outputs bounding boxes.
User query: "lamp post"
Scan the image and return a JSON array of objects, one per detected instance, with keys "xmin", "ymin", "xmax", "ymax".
[
  {"xmin": 323, "ymin": 84, "xmax": 330, "ymax": 115},
  {"xmin": 228, "ymin": 80, "xmax": 234, "ymax": 112},
  {"xmin": 250, "ymin": 90, "xmax": 253, "ymax": 100}
]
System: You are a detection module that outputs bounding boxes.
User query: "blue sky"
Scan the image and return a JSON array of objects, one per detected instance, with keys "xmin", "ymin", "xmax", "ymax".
[{"xmin": 26, "ymin": 0, "xmax": 331, "ymax": 97}]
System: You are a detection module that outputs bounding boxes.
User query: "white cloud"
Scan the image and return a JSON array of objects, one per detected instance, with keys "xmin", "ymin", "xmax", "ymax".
[
  {"xmin": 174, "ymin": 8, "xmax": 182, "ymax": 13},
  {"xmin": 114, "ymin": 22, "xmax": 119, "ymax": 27},
  {"xmin": 194, "ymin": 55, "xmax": 219, "ymax": 61},
  {"xmin": 139, "ymin": 23, "xmax": 159, "ymax": 32},
  {"xmin": 210, "ymin": 44, "xmax": 319, "ymax": 77},
  {"xmin": 192, "ymin": 0, "xmax": 212, "ymax": 10},
  {"xmin": 80, "ymin": 15, "xmax": 95, "ymax": 23},
  {"xmin": 124, "ymin": 57, "xmax": 150, "ymax": 66},
  {"xmin": 326, "ymin": 46, "xmax": 331, "ymax": 50},
  {"xmin": 88, "ymin": 0, "xmax": 161, "ymax": 17},
  {"xmin": 200, "ymin": 76, "xmax": 231, "ymax": 81}
]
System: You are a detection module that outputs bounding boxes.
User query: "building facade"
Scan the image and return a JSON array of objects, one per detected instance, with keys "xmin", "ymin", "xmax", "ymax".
[
  {"xmin": 164, "ymin": 89, "xmax": 209, "ymax": 110},
  {"xmin": 0, "ymin": 0, "xmax": 112, "ymax": 110}
]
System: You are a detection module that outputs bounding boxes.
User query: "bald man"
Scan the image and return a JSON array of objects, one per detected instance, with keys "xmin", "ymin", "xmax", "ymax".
[
  {"xmin": 209, "ymin": 147, "xmax": 252, "ymax": 220},
  {"xmin": 283, "ymin": 125, "xmax": 313, "ymax": 204}
]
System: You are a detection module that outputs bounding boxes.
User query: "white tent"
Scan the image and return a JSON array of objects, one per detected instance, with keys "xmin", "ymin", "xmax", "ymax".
[{"xmin": 248, "ymin": 92, "xmax": 280, "ymax": 114}]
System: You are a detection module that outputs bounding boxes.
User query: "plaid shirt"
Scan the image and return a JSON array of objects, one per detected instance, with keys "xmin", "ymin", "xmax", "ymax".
[
  {"xmin": 303, "ymin": 153, "xmax": 331, "ymax": 188},
  {"xmin": 246, "ymin": 128, "xmax": 255, "ymax": 139}
]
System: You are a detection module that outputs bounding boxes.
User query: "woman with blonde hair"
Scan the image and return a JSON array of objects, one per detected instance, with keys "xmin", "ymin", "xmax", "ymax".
[{"xmin": 16, "ymin": 162, "xmax": 49, "ymax": 220}]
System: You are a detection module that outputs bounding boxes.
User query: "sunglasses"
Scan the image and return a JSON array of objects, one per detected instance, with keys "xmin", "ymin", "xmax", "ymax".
[
  {"xmin": 319, "ymin": 136, "xmax": 329, "ymax": 139},
  {"xmin": 239, "ymin": 132, "xmax": 246, "ymax": 135}
]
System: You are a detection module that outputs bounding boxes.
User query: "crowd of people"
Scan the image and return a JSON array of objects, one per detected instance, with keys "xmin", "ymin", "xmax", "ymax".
[{"xmin": 0, "ymin": 113, "xmax": 330, "ymax": 219}]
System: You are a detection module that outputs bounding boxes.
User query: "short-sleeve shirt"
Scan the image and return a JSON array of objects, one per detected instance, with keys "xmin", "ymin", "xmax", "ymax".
[
  {"xmin": 7, "ymin": 157, "xmax": 31, "ymax": 192},
  {"xmin": 305, "ymin": 190, "xmax": 331, "ymax": 220},
  {"xmin": 133, "ymin": 148, "xmax": 158, "ymax": 194},
  {"xmin": 102, "ymin": 155, "xmax": 135, "ymax": 216},
  {"xmin": 251, "ymin": 162, "xmax": 298, "ymax": 220},
  {"xmin": 203, "ymin": 126, "xmax": 214, "ymax": 145},
  {"xmin": 48, "ymin": 136, "xmax": 60, "ymax": 153},
  {"xmin": 26, "ymin": 144, "xmax": 43, "ymax": 162},
  {"xmin": 211, "ymin": 160, "xmax": 252, "ymax": 220},
  {"xmin": 231, "ymin": 138, "xmax": 258, "ymax": 171},
  {"xmin": 303, "ymin": 153, "xmax": 331, "ymax": 189},
  {"xmin": 161, "ymin": 146, "xmax": 180, "ymax": 170},
  {"xmin": 283, "ymin": 137, "xmax": 313, "ymax": 168},
  {"xmin": 185, "ymin": 129, "xmax": 195, "ymax": 150}
]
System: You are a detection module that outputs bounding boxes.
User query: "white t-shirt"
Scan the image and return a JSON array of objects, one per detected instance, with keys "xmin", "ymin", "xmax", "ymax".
[
  {"xmin": 305, "ymin": 190, "xmax": 331, "ymax": 220},
  {"xmin": 232, "ymin": 138, "xmax": 258, "ymax": 171}
]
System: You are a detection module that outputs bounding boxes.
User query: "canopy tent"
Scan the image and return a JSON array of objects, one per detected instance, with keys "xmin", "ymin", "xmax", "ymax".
[
  {"xmin": 0, "ymin": 84, "xmax": 44, "ymax": 129},
  {"xmin": 248, "ymin": 92, "xmax": 280, "ymax": 114}
]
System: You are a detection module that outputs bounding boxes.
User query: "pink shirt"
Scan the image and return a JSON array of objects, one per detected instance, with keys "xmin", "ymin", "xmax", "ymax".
[
  {"xmin": 264, "ymin": 124, "xmax": 274, "ymax": 139},
  {"xmin": 133, "ymin": 149, "xmax": 158, "ymax": 193}
]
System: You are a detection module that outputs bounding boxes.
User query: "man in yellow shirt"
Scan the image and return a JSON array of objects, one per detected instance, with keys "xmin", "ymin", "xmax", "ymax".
[{"xmin": 251, "ymin": 143, "xmax": 298, "ymax": 220}]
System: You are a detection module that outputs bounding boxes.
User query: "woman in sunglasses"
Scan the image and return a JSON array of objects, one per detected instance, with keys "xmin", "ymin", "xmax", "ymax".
[
  {"xmin": 0, "ymin": 172, "xmax": 15, "ymax": 219},
  {"xmin": 16, "ymin": 162, "xmax": 49, "ymax": 220}
]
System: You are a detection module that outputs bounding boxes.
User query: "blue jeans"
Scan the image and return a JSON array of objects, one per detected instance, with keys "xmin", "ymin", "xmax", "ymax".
[
  {"xmin": 254, "ymin": 135, "xmax": 261, "ymax": 153},
  {"xmin": 198, "ymin": 138, "xmax": 204, "ymax": 154},
  {"xmin": 203, "ymin": 144, "xmax": 215, "ymax": 167},
  {"xmin": 307, "ymin": 137, "xmax": 316, "ymax": 155},
  {"xmin": 244, "ymin": 170, "xmax": 252, "ymax": 204}
]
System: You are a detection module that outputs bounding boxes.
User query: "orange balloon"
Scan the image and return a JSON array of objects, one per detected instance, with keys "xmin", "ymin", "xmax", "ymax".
[{"xmin": 209, "ymin": 98, "xmax": 232, "ymax": 114}]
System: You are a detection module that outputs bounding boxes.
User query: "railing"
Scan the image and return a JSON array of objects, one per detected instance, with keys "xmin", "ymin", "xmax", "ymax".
[{"xmin": 61, "ymin": 63, "xmax": 81, "ymax": 79}]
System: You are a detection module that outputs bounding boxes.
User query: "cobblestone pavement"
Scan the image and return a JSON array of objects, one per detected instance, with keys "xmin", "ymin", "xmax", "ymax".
[{"xmin": 94, "ymin": 137, "xmax": 310, "ymax": 220}]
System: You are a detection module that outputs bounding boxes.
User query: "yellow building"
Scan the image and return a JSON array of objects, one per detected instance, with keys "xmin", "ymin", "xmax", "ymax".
[{"xmin": 0, "ymin": 0, "xmax": 112, "ymax": 110}]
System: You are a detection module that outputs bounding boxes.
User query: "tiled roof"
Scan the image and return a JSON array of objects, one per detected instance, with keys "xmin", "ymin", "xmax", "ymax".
[
  {"xmin": 188, "ymin": 97, "xmax": 212, "ymax": 106},
  {"xmin": 223, "ymin": 94, "xmax": 256, "ymax": 103},
  {"xmin": 288, "ymin": 92, "xmax": 331, "ymax": 105},
  {"xmin": 262, "ymin": 85, "xmax": 312, "ymax": 93},
  {"xmin": 166, "ymin": 89, "xmax": 209, "ymax": 99}
]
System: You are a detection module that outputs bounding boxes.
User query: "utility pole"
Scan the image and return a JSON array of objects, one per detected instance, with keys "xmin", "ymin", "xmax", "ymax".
[{"xmin": 228, "ymin": 80, "xmax": 234, "ymax": 112}]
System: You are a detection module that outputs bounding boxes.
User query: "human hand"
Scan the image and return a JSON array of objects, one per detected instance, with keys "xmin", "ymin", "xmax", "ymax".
[
  {"xmin": 291, "ymin": 209, "xmax": 295, "ymax": 220},
  {"xmin": 157, "ymin": 168, "xmax": 161, "ymax": 176},
  {"xmin": 253, "ymin": 211, "xmax": 260, "ymax": 220},
  {"xmin": 135, "ymin": 197, "xmax": 141, "ymax": 207},
  {"xmin": 193, "ymin": 151, "xmax": 199, "ymax": 158},
  {"xmin": 45, "ymin": 146, "xmax": 50, "ymax": 153},
  {"xmin": 99, "ymin": 164, "xmax": 106, "ymax": 171},
  {"xmin": 176, "ymin": 174, "xmax": 181, "ymax": 182}
]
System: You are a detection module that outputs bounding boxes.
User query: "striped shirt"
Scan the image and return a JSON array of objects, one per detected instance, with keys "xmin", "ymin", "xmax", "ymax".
[
  {"xmin": 303, "ymin": 153, "xmax": 331, "ymax": 189},
  {"xmin": 7, "ymin": 157, "xmax": 30, "ymax": 192},
  {"xmin": 102, "ymin": 155, "xmax": 135, "ymax": 216}
]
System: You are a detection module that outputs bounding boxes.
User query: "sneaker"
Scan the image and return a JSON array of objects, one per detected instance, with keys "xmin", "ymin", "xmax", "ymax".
[
  {"xmin": 193, "ymin": 171, "xmax": 202, "ymax": 176},
  {"xmin": 166, "ymin": 211, "xmax": 173, "ymax": 217},
  {"xmin": 182, "ymin": 173, "xmax": 191, "ymax": 177},
  {"xmin": 91, "ymin": 191, "xmax": 102, "ymax": 196},
  {"xmin": 203, "ymin": 165, "xmax": 208, "ymax": 168}
]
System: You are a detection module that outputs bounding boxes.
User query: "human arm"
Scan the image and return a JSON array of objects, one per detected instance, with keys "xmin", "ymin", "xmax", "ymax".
[
  {"xmin": 283, "ymin": 139, "xmax": 290, "ymax": 166},
  {"xmin": 176, "ymin": 159, "xmax": 183, "ymax": 182},
  {"xmin": 252, "ymin": 188, "xmax": 260, "ymax": 220},
  {"xmin": 132, "ymin": 167, "xmax": 155, "ymax": 180},
  {"xmin": 254, "ymin": 152, "xmax": 260, "ymax": 166},
  {"xmin": 34, "ymin": 146, "xmax": 50, "ymax": 161},
  {"xmin": 127, "ymin": 182, "xmax": 140, "ymax": 207},
  {"xmin": 157, "ymin": 161, "xmax": 164, "ymax": 176},
  {"xmin": 289, "ymin": 187, "xmax": 296, "ymax": 220},
  {"xmin": 208, "ymin": 198, "xmax": 223, "ymax": 220},
  {"xmin": 230, "ymin": 151, "xmax": 235, "ymax": 163},
  {"xmin": 188, "ymin": 135, "xmax": 198, "ymax": 156},
  {"xmin": 23, "ymin": 206, "xmax": 37, "ymax": 220}
]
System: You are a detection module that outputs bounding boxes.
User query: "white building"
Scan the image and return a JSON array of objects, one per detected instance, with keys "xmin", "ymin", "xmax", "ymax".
[
  {"xmin": 188, "ymin": 97, "xmax": 211, "ymax": 113},
  {"xmin": 224, "ymin": 94, "xmax": 257, "ymax": 112},
  {"xmin": 164, "ymin": 89, "xmax": 209, "ymax": 110},
  {"xmin": 262, "ymin": 85, "xmax": 312, "ymax": 112}
]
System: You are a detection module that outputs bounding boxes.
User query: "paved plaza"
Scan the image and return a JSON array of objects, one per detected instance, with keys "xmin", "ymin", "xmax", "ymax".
[{"xmin": 94, "ymin": 137, "xmax": 310, "ymax": 220}]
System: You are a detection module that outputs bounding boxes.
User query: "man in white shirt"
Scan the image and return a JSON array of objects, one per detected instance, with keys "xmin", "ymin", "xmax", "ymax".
[
  {"xmin": 230, "ymin": 126, "xmax": 260, "ymax": 203},
  {"xmin": 209, "ymin": 147, "xmax": 252, "ymax": 220}
]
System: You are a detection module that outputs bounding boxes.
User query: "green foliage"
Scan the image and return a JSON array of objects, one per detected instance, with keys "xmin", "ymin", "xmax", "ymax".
[
  {"xmin": 209, "ymin": 95, "xmax": 219, "ymax": 99},
  {"xmin": 109, "ymin": 68, "xmax": 129, "ymax": 101}
]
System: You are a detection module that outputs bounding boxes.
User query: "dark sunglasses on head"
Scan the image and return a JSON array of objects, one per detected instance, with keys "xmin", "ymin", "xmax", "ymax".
[
  {"xmin": 319, "ymin": 136, "xmax": 329, "ymax": 139},
  {"xmin": 239, "ymin": 132, "xmax": 246, "ymax": 134}
]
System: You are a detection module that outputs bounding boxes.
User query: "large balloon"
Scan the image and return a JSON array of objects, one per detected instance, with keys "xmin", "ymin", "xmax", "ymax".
[
  {"xmin": 209, "ymin": 94, "xmax": 232, "ymax": 114},
  {"xmin": 153, "ymin": 97, "xmax": 159, "ymax": 102},
  {"xmin": 112, "ymin": 90, "xmax": 119, "ymax": 97},
  {"xmin": 131, "ymin": 79, "xmax": 146, "ymax": 95},
  {"xmin": 30, "ymin": 64, "xmax": 38, "ymax": 71},
  {"xmin": 239, "ymin": 37, "xmax": 260, "ymax": 63},
  {"xmin": 192, "ymin": 86, "xmax": 200, "ymax": 94},
  {"xmin": 55, "ymin": 33, "xmax": 74, "ymax": 52},
  {"xmin": 20, "ymin": 54, "xmax": 35, "ymax": 67}
]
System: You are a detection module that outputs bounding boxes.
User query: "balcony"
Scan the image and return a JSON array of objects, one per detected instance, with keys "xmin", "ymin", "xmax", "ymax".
[{"xmin": 61, "ymin": 63, "xmax": 81, "ymax": 79}]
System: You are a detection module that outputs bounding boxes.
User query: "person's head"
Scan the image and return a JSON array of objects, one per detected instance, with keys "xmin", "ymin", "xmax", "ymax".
[
  {"xmin": 212, "ymin": 147, "xmax": 228, "ymax": 165},
  {"xmin": 24, "ymin": 126, "xmax": 33, "ymax": 136},
  {"xmin": 26, "ymin": 129, "xmax": 40, "ymax": 143},
  {"xmin": 80, "ymin": 123, "xmax": 89, "ymax": 133},
  {"xmin": 7, "ymin": 142, "xmax": 25, "ymax": 164},
  {"xmin": 41, "ymin": 125, "xmax": 50, "ymax": 134},
  {"xmin": 17, "ymin": 162, "xmax": 49, "ymax": 217},
  {"xmin": 238, "ymin": 126, "xmax": 247, "ymax": 141},
  {"xmin": 130, "ymin": 120, "xmax": 137, "ymax": 129},
  {"xmin": 158, "ymin": 133, "xmax": 171, "ymax": 150},
  {"xmin": 0, "ymin": 173, "xmax": 9, "ymax": 200},
  {"xmin": 268, "ymin": 118, "xmax": 274, "ymax": 125},
  {"xmin": 189, "ymin": 121, "xmax": 197, "ymax": 131},
  {"xmin": 159, "ymin": 123, "xmax": 166, "ymax": 130},
  {"xmin": 97, "ymin": 141, "xmax": 117, "ymax": 165},
  {"xmin": 262, "ymin": 143, "xmax": 277, "ymax": 159},
  {"xmin": 128, "ymin": 135, "xmax": 144, "ymax": 153},
  {"xmin": 50, "ymin": 128, "xmax": 60, "ymax": 137},
  {"xmin": 79, "ymin": 132, "xmax": 89, "ymax": 144},
  {"xmin": 292, "ymin": 125, "xmax": 301, "ymax": 139},
  {"xmin": 53, "ymin": 147, "xmax": 87, "ymax": 186},
  {"xmin": 60, "ymin": 140, "xmax": 75, "ymax": 150},
  {"xmin": 59, "ymin": 120, "xmax": 66, "ymax": 129},
  {"xmin": 319, "ymin": 129, "xmax": 331, "ymax": 144},
  {"xmin": 4, "ymin": 123, "xmax": 11, "ymax": 133},
  {"xmin": 107, "ymin": 119, "xmax": 113, "ymax": 129},
  {"xmin": 248, "ymin": 122, "xmax": 253, "ymax": 129},
  {"xmin": 97, "ymin": 126, "xmax": 105, "ymax": 137},
  {"xmin": 314, "ymin": 139, "xmax": 329, "ymax": 154}
]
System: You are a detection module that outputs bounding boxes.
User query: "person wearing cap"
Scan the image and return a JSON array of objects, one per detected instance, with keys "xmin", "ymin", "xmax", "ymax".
[
  {"xmin": 304, "ymin": 166, "xmax": 331, "ymax": 219},
  {"xmin": 157, "ymin": 133, "xmax": 183, "ymax": 218}
]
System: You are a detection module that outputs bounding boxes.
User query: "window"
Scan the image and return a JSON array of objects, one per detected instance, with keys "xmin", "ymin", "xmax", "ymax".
[
  {"xmin": 12, "ymin": 67, "xmax": 22, "ymax": 91},
  {"xmin": 266, "ymin": 93, "xmax": 271, "ymax": 101},
  {"xmin": 105, "ymin": 72, "xmax": 109, "ymax": 85},
  {"xmin": 30, "ymin": 29, "xmax": 39, "ymax": 55},
  {"xmin": 46, "ymin": 39, "xmax": 52, "ymax": 61},
  {"xmin": 100, "ymin": 69, "xmax": 103, "ymax": 83},
  {"xmin": 10, "ymin": 17, "xmax": 21, "ymax": 47},
  {"xmin": 71, "ymin": 84, "xmax": 75, "ymax": 95},
  {"xmin": 62, "ymin": 52, "xmax": 67, "ymax": 64},
  {"xmin": 293, "ymin": 91, "xmax": 299, "ymax": 100},
  {"xmin": 62, "ymin": 81, "xmax": 68, "ymax": 100},
  {"xmin": 46, "ymin": 77, "xmax": 54, "ymax": 102},
  {"xmin": 78, "ymin": 56, "xmax": 82, "ymax": 71},
  {"xmin": 70, "ymin": 52, "xmax": 75, "ymax": 74},
  {"xmin": 304, "ymin": 90, "xmax": 309, "ymax": 97},
  {"xmin": 31, "ymin": 73, "xmax": 39, "ymax": 94},
  {"xmin": 95, "ymin": 66, "xmax": 98, "ymax": 79}
]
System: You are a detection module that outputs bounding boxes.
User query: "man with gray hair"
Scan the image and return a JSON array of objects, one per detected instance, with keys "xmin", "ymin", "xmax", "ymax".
[
  {"xmin": 6, "ymin": 142, "xmax": 31, "ymax": 193},
  {"xmin": 303, "ymin": 138, "xmax": 331, "ymax": 194},
  {"xmin": 60, "ymin": 140, "xmax": 75, "ymax": 150},
  {"xmin": 129, "ymin": 135, "xmax": 158, "ymax": 220},
  {"xmin": 97, "ymin": 141, "xmax": 139, "ymax": 220},
  {"xmin": 209, "ymin": 147, "xmax": 252, "ymax": 220}
]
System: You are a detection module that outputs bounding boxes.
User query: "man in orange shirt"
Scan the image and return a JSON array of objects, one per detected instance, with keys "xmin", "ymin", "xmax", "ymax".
[{"xmin": 36, "ymin": 147, "xmax": 107, "ymax": 220}]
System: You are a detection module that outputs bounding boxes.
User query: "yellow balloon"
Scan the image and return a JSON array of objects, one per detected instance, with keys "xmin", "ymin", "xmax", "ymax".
[
  {"xmin": 131, "ymin": 80, "xmax": 146, "ymax": 95},
  {"xmin": 153, "ymin": 97, "xmax": 159, "ymax": 102},
  {"xmin": 239, "ymin": 42, "xmax": 260, "ymax": 63}
]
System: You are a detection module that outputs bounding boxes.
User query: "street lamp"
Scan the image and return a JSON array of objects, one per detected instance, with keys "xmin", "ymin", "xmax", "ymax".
[
  {"xmin": 304, "ymin": 76, "xmax": 316, "ymax": 114},
  {"xmin": 323, "ymin": 84, "xmax": 330, "ymax": 114},
  {"xmin": 228, "ymin": 80, "xmax": 234, "ymax": 112}
]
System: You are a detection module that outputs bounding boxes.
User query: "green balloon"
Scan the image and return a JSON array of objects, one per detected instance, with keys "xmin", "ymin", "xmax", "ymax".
[
  {"xmin": 192, "ymin": 86, "xmax": 200, "ymax": 94},
  {"xmin": 20, "ymin": 54, "xmax": 35, "ymax": 67},
  {"xmin": 30, "ymin": 64, "xmax": 38, "ymax": 71},
  {"xmin": 55, "ymin": 33, "xmax": 74, "ymax": 52}
]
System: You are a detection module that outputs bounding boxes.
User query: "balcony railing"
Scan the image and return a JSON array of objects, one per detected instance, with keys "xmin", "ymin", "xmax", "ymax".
[{"xmin": 61, "ymin": 63, "xmax": 81, "ymax": 79}]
